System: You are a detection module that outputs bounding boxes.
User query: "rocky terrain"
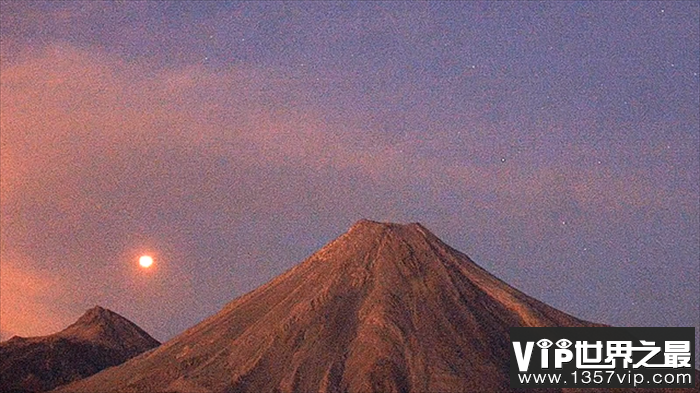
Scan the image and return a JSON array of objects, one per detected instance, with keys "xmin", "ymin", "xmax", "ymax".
[
  {"xmin": 53, "ymin": 220, "xmax": 697, "ymax": 392},
  {"xmin": 0, "ymin": 306, "xmax": 159, "ymax": 393}
]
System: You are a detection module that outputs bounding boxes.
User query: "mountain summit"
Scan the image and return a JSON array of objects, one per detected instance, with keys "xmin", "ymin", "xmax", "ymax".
[
  {"xmin": 54, "ymin": 221, "xmax": 694, "ymax": 392},
  {"xmin": 58, "ymin": 306, "xmax": 159, "ymax": 353},
  {"xmin": 0, "ymin": 306, "xmax": 159, "ymax": 393}
]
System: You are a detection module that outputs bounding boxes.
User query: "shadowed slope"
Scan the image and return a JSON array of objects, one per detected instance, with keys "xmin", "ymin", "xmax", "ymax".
[
  {"xmin": 0, "ymin": 306, "xmax": 160, "ymax": 393},
  {"xmin": 54, "ymin": 221, "xmax": 696, "ymax": 393}
]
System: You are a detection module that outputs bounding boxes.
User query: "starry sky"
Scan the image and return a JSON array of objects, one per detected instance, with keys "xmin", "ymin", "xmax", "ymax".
[{"xmin": 1, "ymin": 1, "xmax": 698, "ymax": 362}]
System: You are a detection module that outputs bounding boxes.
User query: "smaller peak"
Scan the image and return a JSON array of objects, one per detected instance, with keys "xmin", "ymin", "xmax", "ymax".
[
  {"xmin": 86, "ymin": 305, "xmax": 107, "ymax": 313},
  {"xmin": 59, "ymin": 307, "xmax": 160, "ymax": 348},
  {"xmin": 81, "ymin": 305, "xmax": 113, "ymax": 319},
  {"xmin": 68, "ymin": 306, "xmax": 122, "ymax": 333}
]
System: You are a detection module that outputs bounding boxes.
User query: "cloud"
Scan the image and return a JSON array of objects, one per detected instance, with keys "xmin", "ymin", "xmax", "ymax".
[
  {"xmin": 0, "ymin": 255, "xmax": 75, "ymax": 340},
  {"xmin": 0, "ymin": 45, "xmax": 406, "ymax": 338},
  {"xmin": 2, "ymin": 45, "xmax": 694, "ymax": 263},
  {"xmin": 1, "ymin": 43, "xmax": 696, "ymax": 341}
]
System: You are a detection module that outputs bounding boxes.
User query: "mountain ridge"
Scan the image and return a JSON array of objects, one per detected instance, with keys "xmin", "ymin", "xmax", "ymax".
[
  {"xmin": 0, "ymin": 306, "xmax": 159, "ymax": 393},
  {"xmin": 54, "ymin": 220, "xmax": 697, "ymax": 393}
]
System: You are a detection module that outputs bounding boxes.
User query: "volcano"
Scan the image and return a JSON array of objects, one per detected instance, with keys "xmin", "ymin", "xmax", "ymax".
[
  {"xmin": 0, "ymin": 306, "xmax": 159, "ymax": 393},
  {"xmin": 54, "ymin": 220, "xmax": 697, "ymax": 392}
]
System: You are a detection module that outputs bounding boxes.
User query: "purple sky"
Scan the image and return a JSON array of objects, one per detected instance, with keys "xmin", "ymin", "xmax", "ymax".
[{"xmin": 1, "ymin": 1, "xmax": 698, "ymax": 362}]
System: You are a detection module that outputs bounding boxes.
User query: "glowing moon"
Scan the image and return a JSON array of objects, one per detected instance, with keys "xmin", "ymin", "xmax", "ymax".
[{"xmin": 139, "ymin": 255, "xmax": 153, "ymax": 268}]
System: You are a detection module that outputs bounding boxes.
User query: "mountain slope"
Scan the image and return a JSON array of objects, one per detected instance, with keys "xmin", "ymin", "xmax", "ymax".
[
  {"xmin": 0, "ymin": 306, "xmax": 160, "ymax": 393},
  {"xmin": 54, "ymin": 220, "xmax": 696, "ymax": 392}
]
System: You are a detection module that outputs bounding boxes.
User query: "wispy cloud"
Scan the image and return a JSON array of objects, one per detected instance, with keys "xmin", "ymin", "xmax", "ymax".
[
  {"xmin": 0, "ymin": 255, "xmax": 74, "ymax": 340},
  {"xmin": 1, "ymin": 43, "xmax": 697, "ymax": 341}
]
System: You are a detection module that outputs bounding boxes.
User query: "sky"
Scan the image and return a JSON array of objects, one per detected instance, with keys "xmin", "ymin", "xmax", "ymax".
[{"xmin": 1, "ymin": 1, "xmax": 698, "ymax": 362}]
